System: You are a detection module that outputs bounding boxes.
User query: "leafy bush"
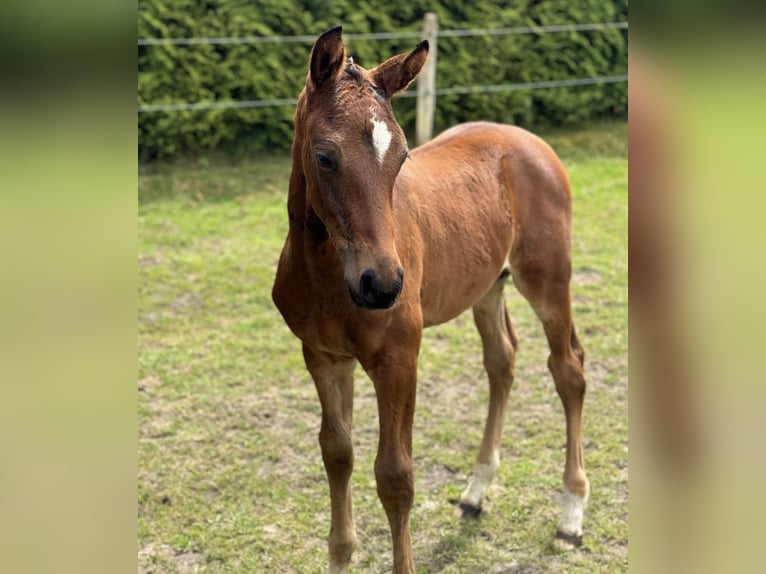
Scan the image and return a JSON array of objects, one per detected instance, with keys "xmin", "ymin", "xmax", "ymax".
[{"xmin": 138, "ymin": 0, "xmax": 627, "ymax": 160}]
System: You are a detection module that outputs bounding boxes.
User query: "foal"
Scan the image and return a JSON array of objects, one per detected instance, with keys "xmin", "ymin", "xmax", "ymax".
[{"xmin": 272, "ymin": 27, "xmax": 589, "ymax": 573}]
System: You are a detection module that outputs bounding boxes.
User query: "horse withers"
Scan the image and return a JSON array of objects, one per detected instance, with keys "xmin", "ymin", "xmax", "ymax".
[{"xmin": 272, "ymin": 26, "xmax": 589, "ymax": 573}]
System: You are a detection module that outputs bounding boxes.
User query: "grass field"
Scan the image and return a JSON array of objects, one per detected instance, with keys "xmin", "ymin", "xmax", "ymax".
[{"xmin": 138, "ymin": 120, "xmax": 627, "ymax": 573}]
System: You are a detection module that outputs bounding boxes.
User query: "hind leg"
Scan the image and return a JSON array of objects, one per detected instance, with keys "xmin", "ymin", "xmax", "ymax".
[
  {"xmin": 459, "ymin": 271, "xmax": 518, "ymax": 516},
  {"xmin": 512, "ymin": 265, "xmax": 590, "ymax": 548}
]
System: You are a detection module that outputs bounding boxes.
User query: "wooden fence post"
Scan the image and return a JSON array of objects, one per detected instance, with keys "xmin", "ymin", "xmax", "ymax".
[{"xmin": 416, "ymin": 12, "xmax": 438, "ymax": 146}]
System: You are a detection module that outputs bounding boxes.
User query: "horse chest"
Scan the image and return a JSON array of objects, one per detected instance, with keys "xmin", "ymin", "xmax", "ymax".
[{"xmin": 274, "ymin": 265, "xmax": 363, "ymax": 356}]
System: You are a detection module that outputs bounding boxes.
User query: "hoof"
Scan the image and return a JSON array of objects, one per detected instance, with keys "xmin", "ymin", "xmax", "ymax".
[
  {"xmin": 553, "ymin": 529, "xmax": 583, "ymax": 550},
  {"xmin": 458, "ymin": 501, "xmax": 482, "ymax": 519}
]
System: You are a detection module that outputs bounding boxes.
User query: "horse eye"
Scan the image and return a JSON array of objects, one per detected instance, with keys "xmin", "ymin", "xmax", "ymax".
[{"xmin": 314, "ymin": 152, "xmax": 337, "ymax": 171}]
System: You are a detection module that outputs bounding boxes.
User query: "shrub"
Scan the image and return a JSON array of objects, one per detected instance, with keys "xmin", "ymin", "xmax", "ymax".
[{"xmin": 138, "ymin": 0, "xmax": 627, "ymax": 160}]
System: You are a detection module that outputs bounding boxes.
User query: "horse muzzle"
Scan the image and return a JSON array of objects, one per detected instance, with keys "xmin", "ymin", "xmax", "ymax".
[{"xmin": 349, "ymin": 267, "xmax": 404, "ymax": 310}]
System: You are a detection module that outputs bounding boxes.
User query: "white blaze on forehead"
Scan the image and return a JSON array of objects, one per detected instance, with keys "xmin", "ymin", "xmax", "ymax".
[{"xmin": 369, "ymin": 111, "xmax": 392, "ymax": 165}]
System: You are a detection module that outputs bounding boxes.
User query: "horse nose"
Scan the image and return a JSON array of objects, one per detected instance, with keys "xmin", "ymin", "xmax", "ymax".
[{"xmin": 357, "ymin": 267, "xmax": 404, "ymax": 309}]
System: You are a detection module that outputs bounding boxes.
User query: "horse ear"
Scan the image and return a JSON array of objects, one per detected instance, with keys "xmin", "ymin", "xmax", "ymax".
[
  {"xmin": 309, "ymin": 26, "xmax": 346, "ymax": 89},
  {"xmin": 371, "ymin": 40, "xmax": 429, "ymax": 98}
]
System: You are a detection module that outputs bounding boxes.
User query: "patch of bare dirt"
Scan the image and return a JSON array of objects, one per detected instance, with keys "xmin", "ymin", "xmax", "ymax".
[
  {"xmin": 571, "ymin": 266, "xmax": 603, "ymax": 287},
  {"xmin": 139, "ymin": 255, "xmax": 163, "ymax": 268},
  {"xmin": 138, "ymin": 375, "xmax": 162, "ymax": 392},
  {"xmin": 138, "ymin": 543, "xmax": 212, "ymax": 574}
]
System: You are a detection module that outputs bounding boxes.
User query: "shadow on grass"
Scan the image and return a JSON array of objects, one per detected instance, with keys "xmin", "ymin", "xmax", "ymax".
[{"xmin": 421, "ymin": 515, "xmax": 484, "ymax": 574}]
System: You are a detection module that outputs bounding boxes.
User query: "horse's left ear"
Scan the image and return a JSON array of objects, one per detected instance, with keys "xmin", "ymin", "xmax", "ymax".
[{"xmin": 371, "ymin": 40, "xmax": 429, "ymax": 98}]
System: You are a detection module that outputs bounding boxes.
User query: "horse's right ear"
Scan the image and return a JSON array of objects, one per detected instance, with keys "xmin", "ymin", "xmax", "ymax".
[{"xmin": 309, "ymin": 26, "xmax": 346, "ymax": 89}]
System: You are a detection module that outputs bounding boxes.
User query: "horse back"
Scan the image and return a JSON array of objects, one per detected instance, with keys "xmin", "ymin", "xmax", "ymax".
[{"xmin": 394, "ymin": 122, "xmax": 572, "ymax": 326}]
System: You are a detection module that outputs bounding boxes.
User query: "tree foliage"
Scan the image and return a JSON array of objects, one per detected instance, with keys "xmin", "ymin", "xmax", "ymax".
[{"xmin": 138, "ymin": 0, "xmax": 627, "ymax": 160}]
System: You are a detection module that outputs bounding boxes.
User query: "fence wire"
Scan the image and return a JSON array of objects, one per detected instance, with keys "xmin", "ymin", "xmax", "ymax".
[
  {"xmin": 138, "ymin": 22, "xmax": 628, "ymax": 113},
  {"xmin": 138, "ymin": 75, "xmax": 627, "ymax": 113},
  {"xmin": 138, "ymin": 21, "xmax": 627, "ymax": 46}
]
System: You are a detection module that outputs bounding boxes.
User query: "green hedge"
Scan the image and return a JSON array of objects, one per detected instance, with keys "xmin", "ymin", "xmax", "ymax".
[{"xmin": 138, "ymin": 0, "xmax": 627, "ymax": 160}]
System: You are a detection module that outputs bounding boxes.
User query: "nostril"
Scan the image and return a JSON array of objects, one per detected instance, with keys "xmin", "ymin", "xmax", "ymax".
[
  {"xmin": 391, "ymin": 267, "xmax": 404, "ymax": 298},
  {"xmin": 359, "ymin": 269, "xmax": 377, "ymax": 300}
]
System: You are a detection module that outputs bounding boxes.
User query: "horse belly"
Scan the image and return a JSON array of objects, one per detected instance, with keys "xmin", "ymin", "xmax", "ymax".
[{"xmin": 416, "ymin": 188, "xmax": 513, "ymax": 327}]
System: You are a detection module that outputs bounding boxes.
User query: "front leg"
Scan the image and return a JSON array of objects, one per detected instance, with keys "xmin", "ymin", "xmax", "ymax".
[
  {"xmin": 360, "ymin": 319, "xmax": 422, "ymax": 574},
  {"xmin": 303, "ymin": 345, "xmax": 358, "ymax": 574}
]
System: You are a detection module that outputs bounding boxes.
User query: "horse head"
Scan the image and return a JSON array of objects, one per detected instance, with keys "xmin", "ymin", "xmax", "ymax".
[{"xmin": 296, "ymin": 26, "xmax": 428, "ymax": 309}]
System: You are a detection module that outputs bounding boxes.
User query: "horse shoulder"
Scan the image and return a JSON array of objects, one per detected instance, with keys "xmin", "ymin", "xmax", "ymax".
[{"xmin": 273, "ymin": 242, "xmax": 306, "ymax": 322}]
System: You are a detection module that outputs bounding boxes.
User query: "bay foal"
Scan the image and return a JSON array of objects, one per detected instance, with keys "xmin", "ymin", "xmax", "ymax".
[{"xmin": 272, "ymin": 27, "xmax": 589, "ymax": 573}]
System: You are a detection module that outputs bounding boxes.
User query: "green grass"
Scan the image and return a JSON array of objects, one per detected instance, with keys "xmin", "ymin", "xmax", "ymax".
[{"xmin": 138, "ymin": 120, "xmax": 627, "ymax": 573}]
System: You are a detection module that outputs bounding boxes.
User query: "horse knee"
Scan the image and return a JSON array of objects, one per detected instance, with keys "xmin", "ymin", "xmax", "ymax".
[
  {"xmin": 319, "ymin": 421, "xmax": 353, "ymax": 474},
  {"xmin": 374, "ymin": 454, "xmax": 414, "ymax": 508}
]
